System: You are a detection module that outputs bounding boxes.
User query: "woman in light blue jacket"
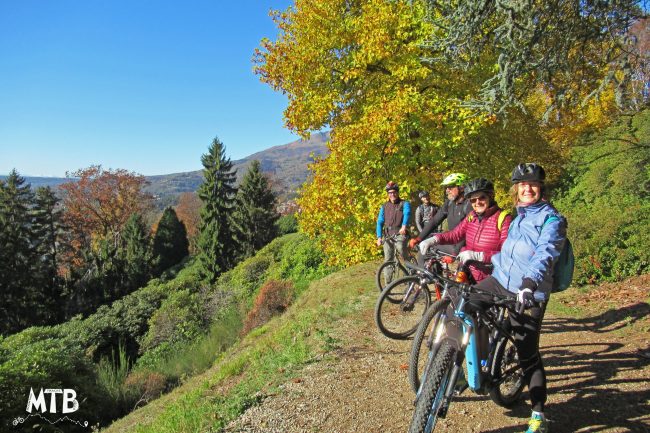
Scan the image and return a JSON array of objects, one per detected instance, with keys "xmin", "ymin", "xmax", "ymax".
[{"xmin": 474, "ymin": 163, "xmax": 566, "ymax": 433}]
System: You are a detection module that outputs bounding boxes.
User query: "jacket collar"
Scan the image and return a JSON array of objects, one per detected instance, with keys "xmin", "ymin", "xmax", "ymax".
[
  {"xmin": 472, "ymin": 204, "xmax": 500, "ymax": 220},
  {"xmin": 516, "ymin": 200, "xmax": 547, "ymax": 216}
]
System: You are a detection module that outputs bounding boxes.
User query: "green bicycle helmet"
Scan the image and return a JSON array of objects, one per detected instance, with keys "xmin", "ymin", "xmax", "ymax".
[{"xmin": 440, "ymin": 173, "xmax": 468, "ymax": 187}]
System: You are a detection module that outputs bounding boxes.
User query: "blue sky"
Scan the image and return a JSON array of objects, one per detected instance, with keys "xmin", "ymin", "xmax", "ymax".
[{"xmin": 0, "ymin": 0, "xmax": 297, "ymax": 177}]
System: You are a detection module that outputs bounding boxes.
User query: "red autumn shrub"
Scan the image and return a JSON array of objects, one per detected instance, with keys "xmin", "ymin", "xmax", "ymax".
[{"xmin": 242, "ymin": 280, "xmax": 294, "ymax": 335}]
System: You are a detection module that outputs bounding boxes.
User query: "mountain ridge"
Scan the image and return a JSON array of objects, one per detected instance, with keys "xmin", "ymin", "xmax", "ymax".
[{"xmin": 1, "ymin": 132, "xmax": 329, "ymax": 204}]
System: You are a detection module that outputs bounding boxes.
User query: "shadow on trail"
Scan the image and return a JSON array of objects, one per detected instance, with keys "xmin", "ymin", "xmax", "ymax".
[
  {"xmin": 543, "ymin": 302, "xmax": 650, "ymax": 334},
  {"xmin": 480, "ymin": 314, "xmax": 650, "ymax": 433}
]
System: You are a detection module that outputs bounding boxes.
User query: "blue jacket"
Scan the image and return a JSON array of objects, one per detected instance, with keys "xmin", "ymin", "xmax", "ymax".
[
  {"xmin": 376, "ymin": 200, "xmax": 411, "ymax": 238},
  {"xmin": 491, "ymin": 201, "xmax": 567, "ymax": 301}
]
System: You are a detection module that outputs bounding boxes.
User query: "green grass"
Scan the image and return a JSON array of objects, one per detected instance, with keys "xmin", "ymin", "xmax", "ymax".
[
  {"xmin": 102, "ymin": 261, "xmax": 376, "ymax": 433},
  {"xmin": 139, "ymin": 307, "xmax": 243, "ymax": 383}
]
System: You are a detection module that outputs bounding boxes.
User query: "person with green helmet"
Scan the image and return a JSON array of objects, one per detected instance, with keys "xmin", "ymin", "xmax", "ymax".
[{"xmin": 409, "ymin": 173, "xmax": 471, "ymax": 263}]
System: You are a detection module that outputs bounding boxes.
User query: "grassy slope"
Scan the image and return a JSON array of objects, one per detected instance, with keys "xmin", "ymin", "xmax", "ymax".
[
  {"xmin": 103, "ymin": 261, "xmax": 649, "ymax": 433},
  {"xmin": 103, "ymin": 261, "xmax": 376, "ymax": 433}
]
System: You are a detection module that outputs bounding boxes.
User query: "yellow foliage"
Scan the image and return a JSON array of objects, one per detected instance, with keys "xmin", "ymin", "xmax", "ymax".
[{"xmin": 257, "ymin": 0, "xmax": 567, "ymax": 266}]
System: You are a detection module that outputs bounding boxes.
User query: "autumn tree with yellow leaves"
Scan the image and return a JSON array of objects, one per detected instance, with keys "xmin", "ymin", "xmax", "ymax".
[{"xmin": 255, "ymin": 0, "xmax": 566, "ymax": 265}]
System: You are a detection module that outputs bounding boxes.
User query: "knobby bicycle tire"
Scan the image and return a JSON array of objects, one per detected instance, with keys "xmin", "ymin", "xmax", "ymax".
[
  {"xmin": 376, "ymin": 260, "xmax": 409, "ymax": 293},
  {"xmin": 409, "ymin": 340, "xmax": 456, "ymax": 433},
  {"xmin": 374, "ymin": 276, "xmax": 431, "ymax": 340},
  {"xmin": 488, "ymin": 334, "xmax": 525, "ymax": 407},
  {"xmin": 408, "ymin": 298, "xmax": 451, "ymax": 393}
]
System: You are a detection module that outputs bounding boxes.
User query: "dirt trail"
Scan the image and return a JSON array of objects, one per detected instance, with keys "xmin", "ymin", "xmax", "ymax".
[{"xmin": 226, "ymin": 278, "xmax": 650, "ymax": 433}]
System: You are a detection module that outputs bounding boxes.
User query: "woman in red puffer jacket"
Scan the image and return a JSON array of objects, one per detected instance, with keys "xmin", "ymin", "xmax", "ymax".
[{"xmin": 414, "ymin": 178, "xmax": 511, "ymax": 283}]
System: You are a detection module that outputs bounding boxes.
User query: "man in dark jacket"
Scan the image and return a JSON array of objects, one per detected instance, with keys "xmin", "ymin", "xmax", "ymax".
[
  {"xmin": 415, "ymin": 190, "xmax": 439, "ymax": 236},
  {"xmin": 376, "ymin": 181, "xmax": 411, "ymax": 266},
  {"xmin": 409, "ymin": 173, "xmax": 471, "ymax": 263}
]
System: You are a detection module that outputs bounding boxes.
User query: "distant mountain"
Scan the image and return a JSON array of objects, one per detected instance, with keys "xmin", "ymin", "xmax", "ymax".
[
  {"xmin": 1, "ymin": 132, "xmax": 330, "ymax": 206},
  {"xmin": 145, "ymin": 131, "xmax": 329, "ymax": 204}
]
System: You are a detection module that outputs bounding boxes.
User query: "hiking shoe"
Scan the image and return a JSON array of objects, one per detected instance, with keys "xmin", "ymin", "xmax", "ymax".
[{"xmin": 524, "ymin": 413, "xmax": 548, "ymax": 433}]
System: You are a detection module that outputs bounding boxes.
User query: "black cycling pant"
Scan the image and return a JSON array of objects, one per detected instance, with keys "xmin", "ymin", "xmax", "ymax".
[{"xmin": 473, "ymin": 276, "xmax": 547, "ymax": 413}]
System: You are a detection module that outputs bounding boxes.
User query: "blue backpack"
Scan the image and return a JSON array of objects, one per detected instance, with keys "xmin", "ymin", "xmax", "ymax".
[{"xmin": 542, "ymin": 216, "xmax": 575, "ymax": 292}]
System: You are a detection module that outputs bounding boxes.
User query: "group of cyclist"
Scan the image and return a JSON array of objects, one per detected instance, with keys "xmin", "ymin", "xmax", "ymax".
[{"xmin": 375, "ymin": 163, "xmax": 567, "ymax": 433}]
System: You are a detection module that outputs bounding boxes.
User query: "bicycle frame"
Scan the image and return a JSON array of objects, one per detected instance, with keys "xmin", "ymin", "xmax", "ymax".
[{"xmin": 422, "ymin": 290, "xmax": 516, "ymax": 396}]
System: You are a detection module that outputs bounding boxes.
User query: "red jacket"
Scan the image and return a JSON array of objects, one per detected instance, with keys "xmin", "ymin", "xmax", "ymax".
[{"xmin": 435, "ymin": 204, "xmax": 512, "ymax": 282}]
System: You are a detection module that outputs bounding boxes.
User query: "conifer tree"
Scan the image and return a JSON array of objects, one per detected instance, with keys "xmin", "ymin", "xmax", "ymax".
[
  {"xmin": 0, "ymin": 170, "xmax": 37, "ymax": 334},
  {"xmin": 231, "ymin": 160, "xmax": 278, "ymax": 259},
  {"xmin": 197, "ymin": 136, "xmax": 238, "ymax": 282},
  {"xmin": 152, "ymin": 207, "xmax": 189, "ymax": 274},
  {"xmin": 31, "ymin": 186, "xmax": 64, "ymax": 322},
  {"xmin": 121, "ymin": 213, "xmax": 152, "ymax": 290}
]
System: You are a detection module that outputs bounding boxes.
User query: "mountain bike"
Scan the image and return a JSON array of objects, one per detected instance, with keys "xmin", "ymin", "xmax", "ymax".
[
  {"xmin": 408, "ymin": 260, "xmax": 489, "ymax": 393},
  {"xmin": 374, "ymin": 250, "xmax": 458, "ymax": 340},
  {"xmin": 408, "ymin": 283, "xmax": 526, "ymax": 433},
  {"xmin": 375, "ymin": 234, "xmax": 418, "ymax": 293}
]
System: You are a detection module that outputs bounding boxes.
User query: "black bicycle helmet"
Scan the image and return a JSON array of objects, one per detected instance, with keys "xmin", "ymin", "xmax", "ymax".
[
  {"xmin": 464, "ymin": 178, "xmax": 494, "ymax": 198},
  {"xmin": 511, "ymin": 163, "xmax": 545, "ymax": 183},
  {"xmin": 385, "ymin": 181, "xmax": 399, "ymax": 192},
  {"xmin": 418, "ymin": 190, "xmax": 429, "ymax": 199}
]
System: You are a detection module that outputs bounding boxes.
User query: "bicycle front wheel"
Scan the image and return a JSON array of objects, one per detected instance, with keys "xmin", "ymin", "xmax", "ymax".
[
  {"xmin": 375, "ymin": 260, "xmax": 408, "ymax": 293},
  {"xmin": 409, "ymin": 340, "xmax": 456, "ymax": 433},
  {"xmin": 489, "ymin": 335, "xmax": 525, "ymax": 407},
  {"xmin": 408, "ymin": 298, "xmax": 450, "ymax": 393},
  {"xmin": 374, "ymin": 276, "xmax": 431, "ymax": 340}
]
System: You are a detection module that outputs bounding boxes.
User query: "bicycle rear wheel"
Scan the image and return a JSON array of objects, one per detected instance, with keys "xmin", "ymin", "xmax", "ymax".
[
  {"xmin": 408, "ymin": 298, "xmax": 450, "ymax": 393},
  {"xmin": 376, "ymin": 260, "xmax": 408, "ymax": 293},
  {"xmin": 489, "ymin": 335, "xmax": 525, "ymax": 407},
  {"xmin": 409, "ymin": 340, "xmax": 456, "ymax": 433},
  {"xmin": 374, "ymin": 276, "xmax": 431, "ymax": 340}
]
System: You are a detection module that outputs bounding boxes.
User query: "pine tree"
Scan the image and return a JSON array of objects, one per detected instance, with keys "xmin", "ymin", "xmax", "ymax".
[
  {"xmin": 197, "ymin": 136, "xmax": 238, "ymax": 282},
  {"xmin": 0, "ymin": 170, "xmax": 36, "ymax": 334},
  {"xmin": 152, "ymin": 207, "xmax": 189, "ymax": 274},
  {"xmin": 121, "ymin": 213, "xmax": 152, "ymax": 290},
  {"xmin": 31, "ymin": 186, "xmax": 64, "ymax": 322},
  {"xmin": 231, "ymin": 160, "xmax": 279, "ymax": 259}
]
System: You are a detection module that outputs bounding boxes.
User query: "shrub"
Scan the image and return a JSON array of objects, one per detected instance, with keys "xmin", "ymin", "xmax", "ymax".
[
  {"xmin": 242, "ymin": 280, "xmax": 295, "ymax": 335},
  {"xmin": 56, "ymin": 280, "xmax": 171, "ymax": 361},
  {"xmin": 220, "ymin": 254, "xmax": 273, "ymax": 299},
  {"xmin": 123, "ymin": 370, "xmax": 167, "ymax": 408},
  {"xmin": 0, "ymin": 328, "xmax": 107, "ymax": 431},
  {"xmin": 275, "ymin": 214, "xmax": 298, "ymax": 235},
  {"xmin": 554, "ymin": 109, "xmax": 650, "ymax": 284},
  {"xmin": 140, "ymin": 289, "xmax": 207, "ymax": 353},
  {"xmin": 96, "ymin": 343, "xmax": 140, "ymax": 415},
  {"xmin": 135, "ymin": 307, "xmax": 242, "ymax": 382},
  {"xmin": 272, "ymin": 235, "xmax": 331, "ymax": 291}
]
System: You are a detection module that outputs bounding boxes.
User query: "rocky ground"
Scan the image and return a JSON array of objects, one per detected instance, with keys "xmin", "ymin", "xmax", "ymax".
[{"xmin": 225, "ymin": 276, "xmax": 650, "ymax": 433}]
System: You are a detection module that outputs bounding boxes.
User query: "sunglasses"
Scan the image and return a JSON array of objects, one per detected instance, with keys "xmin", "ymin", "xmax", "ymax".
[{"xmin": 469, "ymin": 195, "xmax": 489, "ymax": 203}]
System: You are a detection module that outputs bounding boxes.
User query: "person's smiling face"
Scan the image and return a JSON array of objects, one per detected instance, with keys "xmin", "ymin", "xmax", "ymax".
[
  {"xmin": 469, "ymin": 193, "xmax": 490, "ymax": 214},
  {"xmin": 517, "ymin": 181, "xmax": 542, "ymax": 205}
]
